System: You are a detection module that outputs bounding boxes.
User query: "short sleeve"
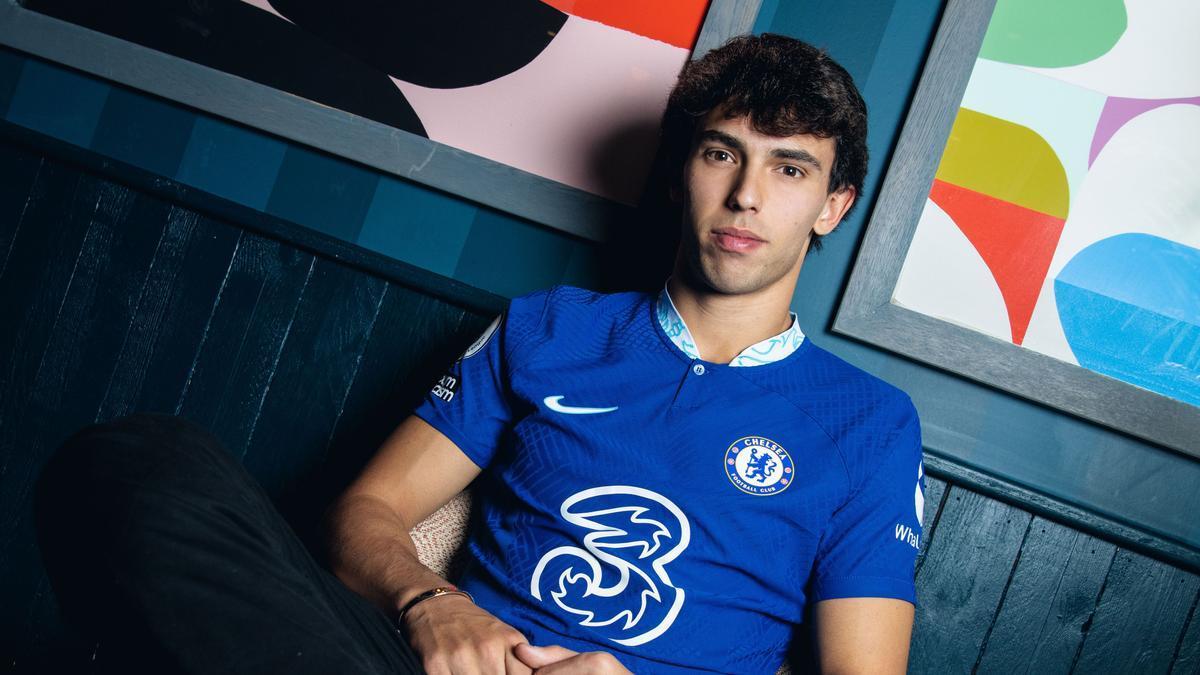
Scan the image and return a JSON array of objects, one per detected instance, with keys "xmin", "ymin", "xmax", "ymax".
[
  {"xmin": 809, "ymin": 400, "xmax": 925, "ymax": 604},
  {"xmin": 411, "ymin": 289, "xmax": 552, "ymax": 469}
]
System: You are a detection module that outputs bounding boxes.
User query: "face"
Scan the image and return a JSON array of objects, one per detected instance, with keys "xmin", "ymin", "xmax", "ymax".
[{"xmin": 676, "ymin": 109, "xmax": 856, "ymax": 296}]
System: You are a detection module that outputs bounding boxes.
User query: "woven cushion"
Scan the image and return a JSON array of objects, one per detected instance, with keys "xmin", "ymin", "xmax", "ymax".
[{"xmin": 408, "ymin": 490, "xmax": 473, "ymax": 581}]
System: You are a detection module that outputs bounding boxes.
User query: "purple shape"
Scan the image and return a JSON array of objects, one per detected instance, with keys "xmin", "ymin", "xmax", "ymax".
[{"xmin": 1090, "ymin": 96, "xmax": 1200, "ymax": 166}]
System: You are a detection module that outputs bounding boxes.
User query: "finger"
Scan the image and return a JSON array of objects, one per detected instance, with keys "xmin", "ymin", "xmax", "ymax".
[
  {"xmin": 529, "ymin": 654, "xmax": 588, "ymax": 675},
  {"xmin": 512, "ymin": 643, "xmax": 578, "ymax": 669},
  {"xmin": 532, "ymin": 652, "xmax": 630, "ymax": 675},
  {"xmin": 505, "ymin": 647, "xmax": 535, "ymax": 675}
]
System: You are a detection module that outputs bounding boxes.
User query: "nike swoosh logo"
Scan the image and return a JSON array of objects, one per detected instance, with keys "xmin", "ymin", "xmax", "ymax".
[{"xmin": 543, "ymin": 395, "xmax": 618, "ymax": 415}]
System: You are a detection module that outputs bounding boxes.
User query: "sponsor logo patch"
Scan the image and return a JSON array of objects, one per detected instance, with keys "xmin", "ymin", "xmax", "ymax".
[
  {"xmin": 724, "ymin": 436, "xmax": 793, "ymax": 496},
  {"xmin": 894, "ymin": 460, "xmax": 924, "ymax": 550},
  {"xmin": 530, "ymin": 485, "xmax": 689, "ymax": 646},
  {"xmin": 915, "ymin": 460, "xmax": 925, "ymax": 527},
  {"xmin": 431, "ymin": 373, "xmax": 459, "ymax": 402}
]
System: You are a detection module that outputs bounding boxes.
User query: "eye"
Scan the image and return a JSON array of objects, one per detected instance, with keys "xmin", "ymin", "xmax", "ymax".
[
  {"xmin": 780, "ymin": 165, "xmax": 805, "ymax": 179},
  {"xmin": 705, "ymin": 149, "xmax": 735, "ymax": 163}
]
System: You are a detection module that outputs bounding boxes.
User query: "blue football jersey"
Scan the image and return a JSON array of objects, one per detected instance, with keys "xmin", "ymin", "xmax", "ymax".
[{"xmin": 413, "ymin": 285, "xmax": 925, "ymax": 674}]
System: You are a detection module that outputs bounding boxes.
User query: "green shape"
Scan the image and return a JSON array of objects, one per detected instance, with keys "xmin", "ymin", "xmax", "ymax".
[
  {"xmin": 935, "ymin": 108, "xmax": 1069, "ymax": 219},
  {"xmin": 980, "ymin": 0, "xmax": 1126, "ymax": 68}
]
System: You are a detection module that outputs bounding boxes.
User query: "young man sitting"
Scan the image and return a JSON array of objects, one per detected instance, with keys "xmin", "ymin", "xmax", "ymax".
[{"xmin": 39, "ymin": 33, "xmax": 923, "ymax": 675}]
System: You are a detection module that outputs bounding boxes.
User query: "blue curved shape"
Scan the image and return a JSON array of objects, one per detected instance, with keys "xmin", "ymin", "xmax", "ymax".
[{"xmin": 1055, "ymin": 233, "xmax": 1200, "ymax": 407}]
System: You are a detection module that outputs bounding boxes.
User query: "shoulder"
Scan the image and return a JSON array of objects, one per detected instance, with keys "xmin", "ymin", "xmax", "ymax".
[
  {"xmin": 774, "ymin": 340, "xmax": 921, "ymax": 490},
  {"xmin": 802, "ymin": 341, "xmax": 914, "ymax": 410},
  {"xmin": 509, "ymin": 284, "xmax": 645, "ymax": 312},
  {"xmin": 504, "ymin": 284, "xmax": 652, "ymax": 355}
]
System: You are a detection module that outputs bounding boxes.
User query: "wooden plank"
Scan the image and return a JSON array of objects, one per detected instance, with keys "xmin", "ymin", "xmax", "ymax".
[
  {"xmin": 173, "ymin": 232, "xmax": 315, "ymax": 457},
  {"xmin": 692, "ymin": 0, "xmax": 764, "ymax": 56},
  {"xmin": 921, "ymin": 453, "xmax": 1200, "ymax": 577},
  {"xmin": 28, "ymin": 184, "xmax": 171, "ymax": 432},
  {"xmin": 0, "ymin": 142, "xmax": 44, "ymax": 281},
  {"xmin": 974, "ymin": 516, "xmax": 1116, "ymax": 674},
  {"xmin": 239, "ymin": 256, "xmax": 387, "ymax": 502},
  {"xmin": 94, "ymin": 210, "xmax": 225, "ymax": 417},
  {"xmin": 0, "ymin": 162, "xmax": 90, "ymax": 416},
  {"xmin": 914, "ymin": 474, "xmax": 948, "ymax": 574},
  {"xmin": 0, "ymin": 175, "xmax": 139, "ymax": 552},
  {"xmin": 0, "ymin": 174, "xmax": 171, "ymax": 659},
  {"xmin": 94, "ymin": 210, "xmax": 240, "ymax": 420},
  {"xmin": 1173, "ymin": 592, "xmax": 1200, "ymax": 674},
  {"xmin": 290, "ymin": 287, "xmax": 474, "ymax": 541},
  {"xmin": 908, "ymin": 485, "xmax": 1031, "ymax": 673},
  {"xmin": 0, "ymin": 153, "xmax": 101, "ymax": 674},
  {"xmin": 1074, "ymin": 548, "xmax": 1200, "ymax": 674}
]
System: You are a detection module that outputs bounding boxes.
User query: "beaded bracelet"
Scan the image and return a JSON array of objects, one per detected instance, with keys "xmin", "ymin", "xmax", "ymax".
[{"xmin": 396, "ymin": 585, "xmax": 475, "ymax": 626}]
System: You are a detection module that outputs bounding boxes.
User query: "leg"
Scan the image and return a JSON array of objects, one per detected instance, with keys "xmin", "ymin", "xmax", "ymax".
[{"xmin": 35, "ymin": 412, "xmax": 424, "ymax": 675}]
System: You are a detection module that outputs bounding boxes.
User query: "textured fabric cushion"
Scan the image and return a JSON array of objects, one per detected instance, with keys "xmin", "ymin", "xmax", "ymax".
[
  {"xmin": 408, "ymin": 490, "xmax": 473, "ymax": 581},
  {"xmin": 407, "ymin": 490, "xmax": 793, "ymax": 674}
]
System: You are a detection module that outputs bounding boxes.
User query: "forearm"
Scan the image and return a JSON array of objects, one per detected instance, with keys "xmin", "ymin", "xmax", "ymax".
[{"xmin": 325, "ymin": 492, "xmax": 449, "ymax": 614}]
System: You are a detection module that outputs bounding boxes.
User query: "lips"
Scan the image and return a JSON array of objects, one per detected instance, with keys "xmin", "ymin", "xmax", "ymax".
[{"xmin": 712, "ymin": 228, "xmax": 766, "ymax": 253}]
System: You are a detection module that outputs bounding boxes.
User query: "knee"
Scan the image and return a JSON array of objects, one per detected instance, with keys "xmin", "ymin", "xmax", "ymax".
[
  {"xmin": 75, "ymin": 411, "xmax": 222, "ymax": 455},
  {"xmin": 63, "ymin": 411, "xmax": 225, "ymax": 469},
  {"xmin": 36, "ymin": 413, "xmax": 243, "ymax": 553},
  {"xmin": 38, "ymin": 412, "xmax": 234, "ymax": 511}
]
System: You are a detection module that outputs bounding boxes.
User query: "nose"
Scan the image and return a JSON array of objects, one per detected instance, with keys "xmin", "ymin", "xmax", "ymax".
[{"xmin": 726, "ymin": 167, "xmax": 761, "ymax": 212}]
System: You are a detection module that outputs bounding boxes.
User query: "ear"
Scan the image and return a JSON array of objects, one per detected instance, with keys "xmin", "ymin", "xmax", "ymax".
[{"xmin": 813, "ymin": 186, "xmax": 856, "ymax": 236}]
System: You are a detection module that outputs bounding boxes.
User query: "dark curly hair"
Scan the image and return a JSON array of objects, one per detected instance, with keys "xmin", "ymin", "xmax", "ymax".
[{"xmin": 660, "ymin": 34, "xmax": 868, "ymax": 251}]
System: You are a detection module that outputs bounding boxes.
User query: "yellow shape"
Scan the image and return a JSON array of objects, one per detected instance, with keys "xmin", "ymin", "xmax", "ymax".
[{"xmin": 934, "ymin": 108, "xmax": 1069, "ymax": 219}]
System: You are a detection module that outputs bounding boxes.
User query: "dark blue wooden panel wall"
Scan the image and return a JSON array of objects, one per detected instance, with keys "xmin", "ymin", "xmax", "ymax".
[
  {"xmin": 0, "ymin": 129, "xmax": 497, "ymax": 671},
  {"xmin": 1, "ymin": 121, "xmax": 1198, "ymax": 674}
]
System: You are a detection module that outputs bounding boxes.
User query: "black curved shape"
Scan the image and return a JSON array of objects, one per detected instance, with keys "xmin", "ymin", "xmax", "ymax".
[
  {"xmin": 24, "ymin": 0, "xmax": 427, "ymax": 136},
  {"xmin": 266, "ymin": 0, "xmax": 569, "ymax": 88}
]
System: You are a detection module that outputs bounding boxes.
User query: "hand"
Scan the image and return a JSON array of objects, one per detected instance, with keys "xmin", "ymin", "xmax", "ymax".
[
  {"xmin": 513, "ymin": 644, "xmax": 633, "ymax": 674},
  {"xmin": 401, "ymin": 594, "xmax": 532, "ymax": 674}
]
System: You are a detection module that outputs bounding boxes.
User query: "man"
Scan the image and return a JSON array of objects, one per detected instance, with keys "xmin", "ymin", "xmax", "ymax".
[
  {"xmin": 38, "ymin": 33, "xmax": 922, "ymax": 675},
  {"xmin": 329, "ymin": 34, "xmax": 923, "ymax": 674}
]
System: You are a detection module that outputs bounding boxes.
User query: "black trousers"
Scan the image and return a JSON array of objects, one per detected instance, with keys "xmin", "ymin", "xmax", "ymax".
[{"xmin": 35, "ymin": 412, "xmax": 425, "ymax": 674}]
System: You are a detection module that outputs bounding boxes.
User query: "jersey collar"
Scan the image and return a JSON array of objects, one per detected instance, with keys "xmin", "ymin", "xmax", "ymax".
[{"xmin": 655, "ymin": 280, "xmax": 805, "ymax": 367}]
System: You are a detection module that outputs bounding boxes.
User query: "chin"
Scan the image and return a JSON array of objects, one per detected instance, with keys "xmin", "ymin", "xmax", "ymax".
[{"xmin": 693, "ymin": 255, "xmax": 775, "ymax": 296}]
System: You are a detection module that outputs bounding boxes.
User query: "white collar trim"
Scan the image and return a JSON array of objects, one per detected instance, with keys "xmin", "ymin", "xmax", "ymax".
[{"xmin": 655, "ymin": 280, "xmax": 805, "ymax": 367}]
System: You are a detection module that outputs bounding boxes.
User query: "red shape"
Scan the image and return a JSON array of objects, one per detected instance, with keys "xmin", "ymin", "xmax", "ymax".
[
  {"xmin": 540, "ymin": 0, "xmax": 711, "ymax": 49},
  {"xmin": 929, "ymin": 180, "xmax": 1066, "ymax": 345}
]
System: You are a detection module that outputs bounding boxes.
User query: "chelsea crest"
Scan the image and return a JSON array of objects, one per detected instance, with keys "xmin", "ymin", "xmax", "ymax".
[{"xmin": 724, "ymin": 436, "xmax": 794, "ymax": 496}]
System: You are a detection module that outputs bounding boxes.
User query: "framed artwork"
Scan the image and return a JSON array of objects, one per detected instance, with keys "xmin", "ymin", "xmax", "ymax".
[
  {"xmin": 0, "ymin": 0, "xmax": 762, "ymax": 242},
  {"xmin": 835, "ymin": 0, "xmax": 1200, "ymax": 456}
]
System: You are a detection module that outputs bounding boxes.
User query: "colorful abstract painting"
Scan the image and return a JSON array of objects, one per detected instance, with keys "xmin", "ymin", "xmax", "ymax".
[
  {"xmin": 892, "ymin": 0, "xmax": 1200, "ymax": 407},
  {"xmin": 22, "ymin": 0, "xmax": 711, "ymax": 206}
]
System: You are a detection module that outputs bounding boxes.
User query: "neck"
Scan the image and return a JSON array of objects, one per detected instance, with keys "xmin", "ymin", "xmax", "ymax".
[{"xmin": 666, "ymin": 270, "xmax": 797, "ymax": 364}]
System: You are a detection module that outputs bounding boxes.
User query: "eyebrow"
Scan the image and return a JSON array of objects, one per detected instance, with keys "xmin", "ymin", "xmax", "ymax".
[{"xmin": 698, "ymin": 129, "xmax": 824, "ymax": 171}]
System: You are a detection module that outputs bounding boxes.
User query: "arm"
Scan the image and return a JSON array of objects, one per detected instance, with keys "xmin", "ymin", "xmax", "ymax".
[
  {"xmin": 807, "ymin": 399, "xmax": 924, "ymax": 674},
  {"xmin": 813, "ymin": 597, "xmax": 914, "ymax": 675},
  {"xmin": 326, "ymin": 414, "xmax": 531, "ymax": 674},
  {"xmin": 327, "ymin": 414, "xmax": 477, "ymax": 609}
]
